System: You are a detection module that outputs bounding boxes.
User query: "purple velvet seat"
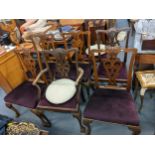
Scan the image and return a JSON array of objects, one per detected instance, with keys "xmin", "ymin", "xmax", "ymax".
[
  {"xmin": 98, "ymin": 63, "xmax": 127, "ymax": 79},
  {"xmin": 4, "ymin": 82, "xmax": 44, "ymax": 109},
  {"xmin": 84, "ymin": 89, "xmax": 139, "ymax": 126},
  {"xmin": 37, "ymin": 94, "xmax": 78, "ymax": 112}
]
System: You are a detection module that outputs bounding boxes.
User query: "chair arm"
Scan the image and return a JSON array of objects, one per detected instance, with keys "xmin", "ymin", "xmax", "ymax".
[
  {"xmin": 75, "ymin": 67, "xmax": 84, "ymax": 86},
  {"xmin": 32, "ymin": 68, "xmax": 48, "ymax": 85}
]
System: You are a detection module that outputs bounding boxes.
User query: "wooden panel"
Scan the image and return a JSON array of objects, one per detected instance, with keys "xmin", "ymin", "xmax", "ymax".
[
  {"xmin": 0, "ymin": 51, "xmax": 26, "ymax": 92},
  {"xmin": 136, "ymin": 54, "xmax": 155, "ymax": 64},
  {"xmin": 142, "ymin": 40, "xmax": 155, "ymax": 50}
]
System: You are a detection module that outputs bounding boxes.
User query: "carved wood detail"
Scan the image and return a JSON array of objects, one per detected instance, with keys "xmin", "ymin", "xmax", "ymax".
[
  {"xmin": 52, "ymin": 48, "xmax": 70, "ymax": 78},
  {"xmin": 96, "ymin": 27, "xmax": 130, "ymax": 48},
  {"xmin": 17, "ymin": 49, "xmax": 37, "ymax": 78},
  {"xmin": 102, "ymin": 51, "xmax": 122, "ymax": 85}
]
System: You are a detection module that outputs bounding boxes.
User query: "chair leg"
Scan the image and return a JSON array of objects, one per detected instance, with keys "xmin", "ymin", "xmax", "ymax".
[
  {"xmin": 128, "ymin": 125, "xmax": 141, "ymax": 135},
  {"xmin": 150, "ymin": 90, "xmax": 153, "ymax": 98},
  {"xmin": 73, "ymin": 110, "xmax": 85, "ymax": 133},
  {"xmin": 134, "ymin": 78, "xmax": 139, "ymax": 100},
  {"xmin": 5, "ymin": 102, "xmax": 20, "ymax": 118},
  {"xmin": 138, "ymin": 88, "xmax": 147, "ymax": 113},
  {"xmin": 82, "ymin": 119, "xmax": 92, "ymax": 135},
  {"xmin": 139, "ymin": 95, "xmax": 144, "ymax": 113},
  {"xmin": 81, "ymin": 86, "xmax": 86, "ymax": 102},
  {"xmin": 31, "ymin": 109, "xmax": 51, "ymax": 127}
]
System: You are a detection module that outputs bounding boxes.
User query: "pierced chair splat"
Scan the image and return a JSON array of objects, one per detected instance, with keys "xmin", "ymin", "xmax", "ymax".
[
  {"xmin": 82, "ymin": 48, "xmax": 140, "ymax": 135},
  {"xmin": 1, "ymin": 49, "xmax": 51, "ymax": 127},
  {"xmin": 36, "ymin": 48, "xmax": 85, "ymax": 132}
]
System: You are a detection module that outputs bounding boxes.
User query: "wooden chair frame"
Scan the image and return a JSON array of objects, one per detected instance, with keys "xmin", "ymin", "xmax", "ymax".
[
  {"xmin": 0, "ymin": 49, "xmax": 51, "ymax": 127},
  {"xmin": 34, "ymin": 48, "xmax": 85, "ymax": 132},
  {"xmin": 82, "ymin": 48, "xmax": 140, "ymax": 135}
]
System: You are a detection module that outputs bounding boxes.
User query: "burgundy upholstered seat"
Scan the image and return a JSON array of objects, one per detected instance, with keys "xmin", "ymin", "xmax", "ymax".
[
  {"xmin": 84, "ymin": 89, "xmax": 139, "ymax": 126},
  {"xmin": 4, "ymin": 82, "xmax": 45, "ymax": 109},
  {"xmin": 37, "ymin": 94, "xmax": 78, "ymax": 112}
]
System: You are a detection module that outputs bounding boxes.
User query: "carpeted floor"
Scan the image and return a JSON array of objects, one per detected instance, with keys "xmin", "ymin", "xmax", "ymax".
[{"xmin": 0, "ymin": 19, "xmax": 155, "ymax": 135}]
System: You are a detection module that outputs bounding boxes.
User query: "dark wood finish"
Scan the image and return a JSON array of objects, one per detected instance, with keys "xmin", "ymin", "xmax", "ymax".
[
  {"xmin": 84, "ymin": 19, "xmax": 107, "ymax": 45},
  {"xmin": 84, "ymin": 19, "xmax": 117, "ymax": 45},
  {"xmin": 82, "ymin": 48, "xmax": 140, "ymax": 135},
  {"xmin": 0, "ymin": 49, "xmax": 51, "ymax": 127},
  {"xmin": 71, "ymin": 31, "xmax": 91, "ymax": 61},
  {"xmin": 96, "ymin": 27, "xmax": 131, "ymax": 48},
  {"xmin": 36, "ymin": 48, "xmax": 85, "ymax": 132},
  {"xmin": 142, "ymin": 39, "xmax": 155, "ymax": 50},
  {"xmin": 91, "ymin": 48, "xmax": 137, "ymax": 91},
  {"xmin": 136, "ymin": 54, "xmax": 155, "ymax": 65},
  {"xmin": 103, "ymin": 51, "xmax": 123, "ymax": 85}
]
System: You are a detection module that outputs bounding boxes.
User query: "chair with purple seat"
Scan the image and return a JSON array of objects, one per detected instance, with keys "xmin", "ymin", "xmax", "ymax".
[
  {"xmin": 36, "ymin": 48, "xmax": 85, "ymax": 132},
  {"xmin": 82, "ymin": 48, "xmax": 141, "ymax": 135},
  {"xmin": 2, "ymin": 49, "xmax": 51, "ymax": 127}
]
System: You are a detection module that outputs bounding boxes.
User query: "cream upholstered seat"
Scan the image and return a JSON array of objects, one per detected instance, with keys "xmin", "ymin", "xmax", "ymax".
[
  {"xmin": 85, "ymin": 31, "xmax": 127, "ymax": 56},
  {"xmin": 45, "ymin": 78, "xmax": 76, "ymax": 104},
  {"xmin": 85, "ymin": 44, "xmax": 106, "ymax": 56}
]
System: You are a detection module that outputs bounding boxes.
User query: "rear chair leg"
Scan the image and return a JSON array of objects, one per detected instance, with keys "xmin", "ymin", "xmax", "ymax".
[
  {"xmin": 31, "ymin": 109, "xmax": 51, "ymax": 127},
  {"xmin": 73, "ymin": 110, "xmax": 85, "ymax": 133},
  {"xmin": 128, "ymin": 125, "xmax": 141, "ymax": 135},
  {"xmin": 134, "ymin": 78, "xmax": 139, "ymax": 100},
  {"xmin": 83, "ymin": 119, "xmax": 92, "ymax": 135},
  {"xmin": 5, "ymin": 102, "xmax": 20, "ymax": 118},
  {"xmin": 81, "ymin": 86, "xmax": 86, "ymax": 102}
]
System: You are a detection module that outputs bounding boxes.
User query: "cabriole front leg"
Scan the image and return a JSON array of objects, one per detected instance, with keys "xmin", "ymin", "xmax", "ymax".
[{"xmin": 5, "ymin": 102, "xmax": 20, "ymax": 117}]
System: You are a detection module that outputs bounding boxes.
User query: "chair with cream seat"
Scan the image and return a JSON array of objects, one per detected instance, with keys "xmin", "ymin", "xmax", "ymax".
[
  {"xmin": 36, "ymin": 48, "xmax": 85, "ymax": 132},
  {"xmin": 82, "ymin": 48, "xmax": 141, "ymax": 135},
  {"xmin": 96, "ymin": 27, "xmax": 131, "ymax": 51}
]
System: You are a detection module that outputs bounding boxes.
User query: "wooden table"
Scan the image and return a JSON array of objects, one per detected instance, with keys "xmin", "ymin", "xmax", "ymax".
[
  {"xmin": 60, "ymin": 19, "xmax": 84, "ymax": 30},
  {"xmin": 60, "ymin": 19, "xmax": 84, "ymax": 26}
]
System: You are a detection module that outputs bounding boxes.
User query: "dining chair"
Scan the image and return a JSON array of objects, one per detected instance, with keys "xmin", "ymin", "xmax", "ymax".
[
  {"xmin": 82, "ymin": 48, "xmax": 141, "ymax": 135},
  {"xmin": 68, "ymin": 31, "xmax": 94, "ymax": 99},
  {"xmin": 92, "ymin": 27, "xmax": 131, "ymax": 83},
  {"xmin": 36, "ymin": 48, "xmax": 85, "ymax": 132},
  {"xmin": 1, "ymin": 49, "xmax": 51, "ymax": 127}
]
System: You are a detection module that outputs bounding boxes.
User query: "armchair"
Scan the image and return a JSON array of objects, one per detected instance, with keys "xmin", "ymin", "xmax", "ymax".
[{"xmin": 36, "ymin": 48, "xmax": 85, "ymax": 132}]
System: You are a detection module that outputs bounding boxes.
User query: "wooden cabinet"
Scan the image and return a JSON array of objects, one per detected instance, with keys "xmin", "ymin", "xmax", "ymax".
[{"xmin": 0, "ymin": 50, "xmax": 27, "ymax": 93}]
